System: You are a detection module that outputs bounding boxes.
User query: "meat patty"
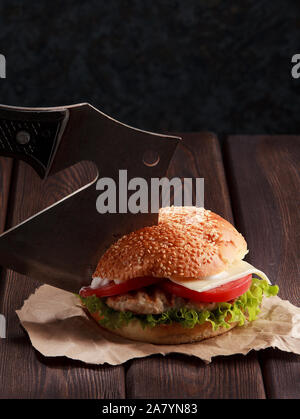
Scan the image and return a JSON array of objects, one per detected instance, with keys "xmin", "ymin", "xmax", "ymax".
[{"xmin": 105, "ymin": 286, "xmax": 219, "ymax": 315}]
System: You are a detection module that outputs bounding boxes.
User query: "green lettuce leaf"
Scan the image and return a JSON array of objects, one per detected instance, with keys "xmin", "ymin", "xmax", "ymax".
[{"xmin": 79, "ymin": 278, "xmax": 278, "ymax": 331}]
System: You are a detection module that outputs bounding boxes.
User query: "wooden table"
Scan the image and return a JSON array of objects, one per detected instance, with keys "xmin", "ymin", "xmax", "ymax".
[{"xmin": 0, "ymin": 133, "xmax": 299, "ymax": 399}]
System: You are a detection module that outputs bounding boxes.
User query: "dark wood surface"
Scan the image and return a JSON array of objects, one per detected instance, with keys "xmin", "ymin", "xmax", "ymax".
[
  {"xmin": 224, "ymin": 135, "xmax": 300, "ymax": 399},
  {"xmin": 0, "ymin": 134, "xmax": 299, "ymax": 398}
]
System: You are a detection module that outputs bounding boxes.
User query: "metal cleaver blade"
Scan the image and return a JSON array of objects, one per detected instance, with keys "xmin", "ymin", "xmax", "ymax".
[{"xmin": 0, "ymin": 103, "xmax": 180, "ymax": 292}]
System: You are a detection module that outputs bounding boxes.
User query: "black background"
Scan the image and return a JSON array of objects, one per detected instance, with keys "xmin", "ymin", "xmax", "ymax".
[{"xmin": 1, "ymin": 0, "xmax": 300, "ymax": 135}]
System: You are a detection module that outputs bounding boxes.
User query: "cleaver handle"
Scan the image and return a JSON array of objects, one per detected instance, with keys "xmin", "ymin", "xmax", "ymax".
[{"xmin": 0, "ymin": 105, "xmax": 68, "ymax": 178}]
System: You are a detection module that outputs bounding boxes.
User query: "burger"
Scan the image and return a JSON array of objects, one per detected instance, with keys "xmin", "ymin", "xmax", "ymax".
[{"xmin": 79, "ymin": 207, "xmax": 278, "ymax": 344}]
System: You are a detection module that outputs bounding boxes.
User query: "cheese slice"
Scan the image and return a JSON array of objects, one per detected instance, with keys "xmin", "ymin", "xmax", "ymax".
[
  {"xmin": 168, "ymin": 260, "xmax": 271, "ymax": 292},
  {"xmin": 91, "ymin": 277, "xmax": 123, "ymax": 288},
  {"xmin": 90, "ymin": 260, "xmax": 271, "ymax": 292},
  {"xmin": 90, "ymin": 277, "xmax": 110, "ymax": 288}
]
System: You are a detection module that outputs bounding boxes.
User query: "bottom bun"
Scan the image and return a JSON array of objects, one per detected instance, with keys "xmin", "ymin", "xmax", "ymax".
[{"xmin": 88, "ymin": 310, "xmax": 238, "ymax": 344}]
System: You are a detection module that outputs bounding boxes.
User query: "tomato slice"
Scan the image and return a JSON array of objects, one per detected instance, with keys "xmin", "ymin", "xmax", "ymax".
[
  {"xmin": 159, "ymin": 274, "xmax": 252, "ymax": 302},
  {"xmin": 80, "ymin": 274, "xmax": 253, "ymax": 303},
  {"xmin": 79, "ymin": 276, "xmax": 162, "ymax": 298}
]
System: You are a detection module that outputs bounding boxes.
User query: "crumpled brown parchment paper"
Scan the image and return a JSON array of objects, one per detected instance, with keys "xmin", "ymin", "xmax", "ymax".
[{"xmin": 16, "ymin": 285, "xmax": 300, "ymax": 365}]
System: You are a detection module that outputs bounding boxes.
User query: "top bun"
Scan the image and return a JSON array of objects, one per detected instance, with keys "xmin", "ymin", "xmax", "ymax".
[{"xmin": 93, "ymin": 206, "xmax": 248, "ymax": 282}]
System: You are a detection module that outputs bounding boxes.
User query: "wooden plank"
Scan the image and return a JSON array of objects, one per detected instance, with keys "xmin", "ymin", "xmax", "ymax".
[
  {"xmin": 126, "ymin": 133, "xmax": 266, "ymax": 399},
  {"xmin": 0, "ymin": 161, "xmax": 125, "ymax": 398},
  {"xmin": 224, "ymin": 135, "xmax": 300, "ymax": 399}
]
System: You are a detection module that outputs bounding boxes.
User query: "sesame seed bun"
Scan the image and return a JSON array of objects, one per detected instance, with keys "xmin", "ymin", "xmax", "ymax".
[
  {"xmin": 88, "ymin": 310, "xmax": 238, "ymax": 344},
  {"xmin": 93, "ymin": 206, "xmax": 248, "ymax": 282}
]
